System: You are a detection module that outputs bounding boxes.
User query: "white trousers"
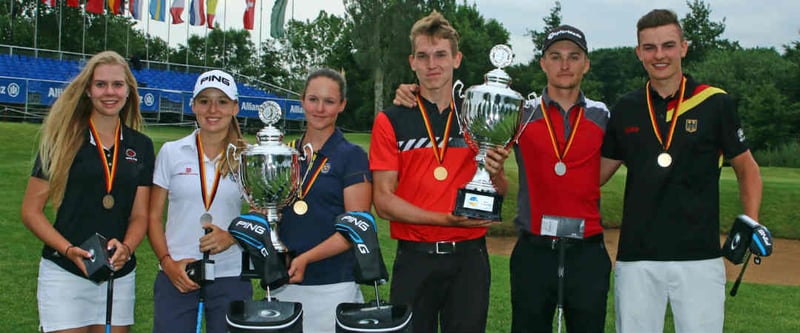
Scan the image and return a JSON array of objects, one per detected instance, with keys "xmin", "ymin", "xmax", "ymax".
[
  {"xmin": 271, "ymin": 282, "xmax": 364, "ymax": 333},
  {"xmin": 615, "ymin": 258, "xmax": 725, "ymax": 333}
]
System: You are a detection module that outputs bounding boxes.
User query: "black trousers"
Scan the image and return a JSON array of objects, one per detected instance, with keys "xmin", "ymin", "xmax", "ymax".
[
  {"xmin": 390, "ymin": 238, "xmax": 490, "ymax": 333},
  {"xmin": 510, "ymin": 233, "xmax": 611, "ymax": 333}
]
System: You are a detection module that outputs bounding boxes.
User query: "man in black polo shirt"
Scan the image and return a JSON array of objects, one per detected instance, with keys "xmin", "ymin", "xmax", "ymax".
[{"xmin": 600, "ymin": 9, "xmax": 763, "ymax": 333}]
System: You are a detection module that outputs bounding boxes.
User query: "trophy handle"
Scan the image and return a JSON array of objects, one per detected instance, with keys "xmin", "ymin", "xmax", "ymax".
[
  {"xmin": 527, "ymin": 91, "xmax": 539, "ymax": 100},
  {"xmin": 226, "ymin": 143, "xmax": 240, "ymax": 176},
  {"xmin": 226, "ymin": 143, "xmax": 255, "ymax": 207},
  {"xmin": 452, "ymin": 80, "xmax": 466, "ymax": 135}
]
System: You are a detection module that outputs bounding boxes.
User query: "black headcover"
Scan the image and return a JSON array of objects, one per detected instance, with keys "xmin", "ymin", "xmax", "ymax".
[
  {"xmin": 722, "ymin": 214, "xmax": 773, "ymax": 264},
  {"xmin": 335, "ymin": 212, "xmax": 389, "ymax": 285},
  {"xmin": 228, "ymin": 212, "xmax": 289, "ymax": 289}
]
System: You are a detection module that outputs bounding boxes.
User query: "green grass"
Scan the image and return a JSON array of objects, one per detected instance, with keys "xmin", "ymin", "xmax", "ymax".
[{"xmin": 1, "ymin": 122, "xmax": 798, "ymax": 332}]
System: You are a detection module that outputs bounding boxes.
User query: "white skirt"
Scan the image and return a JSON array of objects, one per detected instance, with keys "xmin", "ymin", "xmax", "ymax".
[
  {"xmin": 271, "ymin": 282, "xmax": 364, "ymax": 333},
  {"xmin": 37, "ymin": 258, "xmax": 135, "ymax": 332}
]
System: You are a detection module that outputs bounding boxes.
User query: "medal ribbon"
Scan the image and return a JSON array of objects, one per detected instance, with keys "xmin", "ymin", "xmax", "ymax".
[
  {"xmin": 88, "ymin": 118, "xmax": 120, "ymax": 195},
  {"xmin": 298, "ymin": 154, "xmax": 328, "ymax": 200},
  {"xmin": 646, "ymin": 76, "xmax": 686, "ymax": 152},
  {"xmin": 540, "ymin": 97, "xmax": 584, "ymax": 162},
  {"xmin": 417, "ymin": 94, "xmax": 455, "ymax": 166},
  {"xmin": 196, "ymin": 132, "xmax": 222, "ymax": 212}
]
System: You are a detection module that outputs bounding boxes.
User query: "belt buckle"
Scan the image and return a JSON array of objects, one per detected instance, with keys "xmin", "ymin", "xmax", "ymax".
[{"xmin": 435, "ymin": 241, "xmax": 455, "ymax": 254}]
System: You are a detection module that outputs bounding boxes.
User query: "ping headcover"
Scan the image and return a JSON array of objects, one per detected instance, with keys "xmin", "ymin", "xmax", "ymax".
[
  {"xmin": 722, "ymin": 214, "xmax": 773, "ymax": 264},
  {"xmin": 335, "ymin": 211, "xmax": 389, "ymax": 285},
  {"xmin": 228, "ymin": 212, "xmax": 289, "ymax": 289}
]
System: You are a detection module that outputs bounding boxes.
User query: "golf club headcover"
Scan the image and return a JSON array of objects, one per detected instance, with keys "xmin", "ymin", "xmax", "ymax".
[
  {"xmin": 335, "ymin": 211, "xmax": 388, "ymax": 285},
  {"xmin": 228, "ymin": 212, "xmax": 289, "ymax": 289},
  {"xmin": 749, "ymin": 224, "xmax": 773, "ymax": 257}
]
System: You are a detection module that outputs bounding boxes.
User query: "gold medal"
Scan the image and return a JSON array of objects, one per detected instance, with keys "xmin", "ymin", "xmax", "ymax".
[
  {"xmin": 293, "ymin": 200, "xmax": 308, "ymax": 215},
  {"xmin": 433, "ymin": 166, "xmax": 448, "ymax": 181},
  {"xmin": 657, "ymin": 152, "xmax": 673, "ymax": 168},
  {"xmin": 102, "ymin": 194, "xmax": 115, "ymax": 210}
]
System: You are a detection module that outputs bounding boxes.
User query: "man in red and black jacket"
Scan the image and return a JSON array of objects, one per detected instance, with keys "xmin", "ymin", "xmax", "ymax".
[{"xmin": 370, "ymin": 10, "xmax": 509, "ymax": 333}]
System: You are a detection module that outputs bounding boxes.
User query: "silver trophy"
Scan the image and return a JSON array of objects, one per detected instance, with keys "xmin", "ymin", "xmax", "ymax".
[
  {"xmin": 227, "ymin": 101, "xmax": 299, "ymax": 253},
  {"xmin": 452, "ymin": 44, "xmax": 524, "ymax": 221}
]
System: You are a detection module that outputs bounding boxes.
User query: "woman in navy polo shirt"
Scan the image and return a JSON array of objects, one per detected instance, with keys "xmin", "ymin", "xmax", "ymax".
[
  {"xmin": 21, "ymin": 50, "xmax": 154, "ymax": 333},
  {"xmin": 273, "ymin": 68, "xmax": 373, "ymax": 332},
  {"xmin": 147, "ymin": 70, "xmax": 251, "ymax": 333}
]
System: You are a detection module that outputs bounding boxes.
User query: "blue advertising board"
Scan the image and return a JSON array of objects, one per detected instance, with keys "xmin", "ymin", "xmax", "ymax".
[
  {"xmin": 0, "ymin": 77, "xmax": 27, "ymax": 104},
  {"xmin": 138, "ymin": 88, "xmax": 160, "ymax": 112},
  {"xmin": 27, "ymin": 80, "xmax": 67, "ymax": 105}
]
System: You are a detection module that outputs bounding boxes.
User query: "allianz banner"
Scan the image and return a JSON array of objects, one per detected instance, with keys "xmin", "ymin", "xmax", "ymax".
[
  {"xmin": 197, "ymin": 96, "xmax": 304, "ymax": 121},
  {"xmin": 0, "ymin": 77, "xmax": 27, "ymax": 104},
  {"xmin": 139, "ymin": 88, "xmax": 160, "ymax": 112},
  {"xmin": 27, "ymin": 80, "xmax": 68, "ymax": 105}
]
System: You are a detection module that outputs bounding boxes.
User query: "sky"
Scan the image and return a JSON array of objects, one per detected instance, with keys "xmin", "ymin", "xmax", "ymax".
[{"xmin": 137, "ymin": 0, "xmax": 799, "ymax": 64}]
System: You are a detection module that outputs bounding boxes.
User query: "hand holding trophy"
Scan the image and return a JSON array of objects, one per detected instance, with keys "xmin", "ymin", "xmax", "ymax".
[{"xmin": 452, "ymin": 45, "xmax": 524, "ymax": 221}]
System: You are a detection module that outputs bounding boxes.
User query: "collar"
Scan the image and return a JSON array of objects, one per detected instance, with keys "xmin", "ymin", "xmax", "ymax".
[
  {"xmin": 540, "ymin": 87, "xmax": 587, "ymax": 111},
  {"xmin": 87, "ymin": 123, "xmax": 125, "ymax": 147}
]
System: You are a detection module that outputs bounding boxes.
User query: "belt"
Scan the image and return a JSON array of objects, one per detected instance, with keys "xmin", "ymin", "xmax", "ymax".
[
  {"xmin": 398, "ymin": 237, "xmax": 485, "ymax": 255},
  {"xmin": 519, "ymin": 232, "xmax": 603, "ymax": 250}
]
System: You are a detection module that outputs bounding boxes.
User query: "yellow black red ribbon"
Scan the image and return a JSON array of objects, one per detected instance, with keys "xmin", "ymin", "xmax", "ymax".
[
  {"xmin": 417, "ymin": 94, "xmax": 455, "ymax": 166},
  {"xmin": 540, "ymin": 97, "xmax": 584, "ymax": 163},
  {"xmin": 646, "ymin": 76, "xmax": 687, "ymax": 152},
  {"xmin": 196, "ymin": 132, "xmax": 222, "ymax": 212},
  {"xmin": 88, "ymin": 118, "xmax": 120, "ymax": 195}
]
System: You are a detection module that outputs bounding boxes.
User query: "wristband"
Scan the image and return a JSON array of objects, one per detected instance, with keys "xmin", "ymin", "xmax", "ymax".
[{"xmin": 64, "ymin": 245, "xmax": 75, "ymax": 257}]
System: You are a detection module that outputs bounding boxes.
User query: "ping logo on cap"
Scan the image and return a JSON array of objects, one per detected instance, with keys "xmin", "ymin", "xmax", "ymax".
[{"xmin": 200, "ymin": 74, "xmax": 231, "ymax": 87}]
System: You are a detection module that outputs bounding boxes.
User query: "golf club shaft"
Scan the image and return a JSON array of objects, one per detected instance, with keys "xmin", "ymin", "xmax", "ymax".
[
  {"xmin": 106, "ymin": 270, "xmax": 114, "ymax": 333},
  {"xmin": 557, "ymin": 240, "xmax": 566, "ymax": 333},
  {"xmin": 730, "ymin": 251, "xmax": 752, "ymax": 296}
]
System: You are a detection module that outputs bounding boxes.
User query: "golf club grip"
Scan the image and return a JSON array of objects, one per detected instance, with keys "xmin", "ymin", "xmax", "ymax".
[
  {"xmin": 106, "ymin": 271, "xmax": 114, "ymax": 333},
  {"xmin": 203, "ymin": 228, "xmax": 211, "ymax": 261}
]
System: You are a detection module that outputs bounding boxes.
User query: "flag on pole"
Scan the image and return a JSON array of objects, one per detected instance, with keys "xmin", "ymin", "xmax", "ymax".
[
  {"xmin": 206, "ymin": 0, "xmax": 219, "ymax": 29},
  {"xmin": 130, "ymin": 0, "xmax": 142, "ymax": 19},
  {"xmin": 243, "ymin": 0, "xmax": 256, "ymax": 30},
  {"xmin": 170, "ymin": 0, "xmax": 185, "ymax": 24},
  {"xmin": 41, "ymin": 0, "xmax": 56, "ymax": 7},
  {"xmin": 108, "ymin": 0, "xmax": 122, "ymax": 15},
  {"xmin": 270, "ymin": 0, "xmax": 288, "ymax": 38},
  {"xmin": 188, "ymin": 0, "xmax": 206, "ymax": 26},
  {"xmin": 86, "ymin": 0, "xmax": 105, "ymax": 14},
  {"xmin": 66, "ymin": 0, "xmax": 80, "ymax": 7},
  {"xmin": 150, "ymin": 0, "xmax": 167, "ymax": 21}
]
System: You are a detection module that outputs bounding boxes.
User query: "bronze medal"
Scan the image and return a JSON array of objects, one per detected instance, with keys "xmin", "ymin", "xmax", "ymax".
[
  {"xmin": 657, "ymin": 152, "xmax": 673, "ymax": 168},
  {"xmin": 554, "ymin": 161, "xmax": 567, "ymax": 176},
  {"xmin": 293, "ymin": 200, "xmax": 308, "ymax": 215},
  {"xmin": 102, "ymin": 194, "xmax": 115, "ymax": 209},
  {"xmin": 433, "ymin": 166, "xmax": 448, "ymax": 181}
]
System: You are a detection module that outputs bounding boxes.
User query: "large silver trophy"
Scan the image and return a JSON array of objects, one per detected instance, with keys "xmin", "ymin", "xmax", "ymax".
[
  {"xmin": 227, "ymin": 101, "xmax": 299, "ymax": 254},
  {"xmin": 452, "ymin": 45, "xmax": 524, "ymax": 221}
]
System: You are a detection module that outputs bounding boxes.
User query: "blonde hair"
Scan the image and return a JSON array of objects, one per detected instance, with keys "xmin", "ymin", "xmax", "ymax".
[
  {"xmin": 38, "ymin": 50, "xmax": 142, "ymax": 209},
  {"xmin": 409, "ymin": 10, "xmax": 460, "ymax": 55}
]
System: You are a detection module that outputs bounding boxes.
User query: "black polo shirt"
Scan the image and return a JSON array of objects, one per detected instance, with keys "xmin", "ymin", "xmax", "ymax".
[
  {"xmin": 602, "ymin": 75, "xmax": 749, "ymax": 261},
  {"xmin": 34, "ymin": 125, "xmax": 154, "ymax": 278}
]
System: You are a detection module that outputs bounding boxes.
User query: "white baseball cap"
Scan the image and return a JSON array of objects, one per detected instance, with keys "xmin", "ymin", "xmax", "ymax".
[{"xmin": 193, "ymin": 70, "xmax": 238, "ymax": 100}]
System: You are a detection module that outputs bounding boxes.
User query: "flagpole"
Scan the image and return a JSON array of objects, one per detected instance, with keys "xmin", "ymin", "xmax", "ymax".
[
  {"xmin": 204, "ymin": 23, "xmax": 208, "ymax": 67},
  {"xmin": 167, "ymin": 12, "xmax": 171, "ymax": 69},
  {"xmin": 58, "ymin": 0, "xmax": 63, "ymax": 57},
  {"xmin": 34, "ymin": 0, "xmax": 39, "ymax": 57},
  {"xmin": 257, "ymin": 0, "xmax": 262, "ymax": 60},
  {"xmin": 185, "ymin": 21, "xmax": 189, "ymax": 68},
  {"xmin": 222, "ymin": 0, "xmax": 226, "ymax": 67},
  {"xmin": 104, "ymin": 8, "xmax": 109, "ymax": 50},
  {"xmin": 82, "ymin": 0, "xmax": 86, "ymax": 58}
]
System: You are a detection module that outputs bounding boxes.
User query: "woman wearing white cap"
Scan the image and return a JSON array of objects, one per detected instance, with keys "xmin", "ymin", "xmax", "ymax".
[{"xmin": 147, "ymin": 70, "xmax": 251, "ymax": 333}]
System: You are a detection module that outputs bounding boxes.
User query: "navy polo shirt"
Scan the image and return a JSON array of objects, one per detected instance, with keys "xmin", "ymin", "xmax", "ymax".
[
  {"xmin": 279, "ymin": 128, "xmax": 371, "ymax": 285},
  {"xmin": 34, "ymin": 125, "xmax": 154, "ymax": 278}
]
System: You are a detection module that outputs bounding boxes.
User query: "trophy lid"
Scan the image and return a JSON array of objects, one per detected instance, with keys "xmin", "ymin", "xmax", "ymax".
[
  {"xmin": 485, "ymin": 45, "xmax": 514, "ymax": 86},
  {"xmin": 256, "ymin": 101, "xmax": 284, "ymax": 145}
]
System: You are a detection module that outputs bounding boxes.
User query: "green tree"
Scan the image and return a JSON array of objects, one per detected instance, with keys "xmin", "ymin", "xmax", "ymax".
[
  {"xmin": 687, "ymin": 48, "xmax": 800, "ymax": 150},
  {"xmin": 680, "ymin": 0, "xmax": 739, "ymax": 65},
  {"xmin": 526, "ymin": 0, "xmax": 561, "ymax": 61}
]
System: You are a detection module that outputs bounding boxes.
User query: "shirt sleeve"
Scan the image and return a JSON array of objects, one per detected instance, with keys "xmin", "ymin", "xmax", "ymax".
[
  {"xmin": 152, "ymin": 141, "xmax": 171, "ymax": 189},
  {"xmin": 342, "ymin": 144, "xmax": 371, "ymax": 188},
  {"xmin": 138, "ymin": 136, "xmax": 156, "ymax": 187},
  {"xmin": 716, "ymin": 93, "xmax": 749, "ymax": 159},
  {"xmin": 31, "ymin": 153, "xmax": 47, "ymax": 180},
  {"xmin": 368, "ymin": 112, "xmax": 399, "ymax": 172}
]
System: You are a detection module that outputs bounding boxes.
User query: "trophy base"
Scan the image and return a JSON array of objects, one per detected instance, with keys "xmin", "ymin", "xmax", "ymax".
[{"xmin": 453, "ymin": 188, "xmax": 503, "ymax": 221}]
